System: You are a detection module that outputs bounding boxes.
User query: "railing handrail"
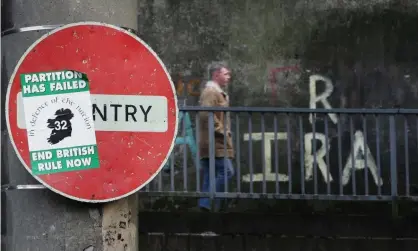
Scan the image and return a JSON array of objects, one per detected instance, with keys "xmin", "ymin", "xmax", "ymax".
[{"xmin": 180, "ymin": 106, "xmax": 418, "ymax": 114}]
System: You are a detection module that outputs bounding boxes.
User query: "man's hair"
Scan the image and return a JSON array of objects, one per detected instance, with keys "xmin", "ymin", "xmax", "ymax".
[{"xmin": 207, "ymin": 61, "xmax": 228, "ymax": 80}]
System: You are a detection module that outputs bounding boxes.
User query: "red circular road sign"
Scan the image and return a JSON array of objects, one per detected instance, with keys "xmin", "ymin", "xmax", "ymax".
[{"xmin": 6, "ymin": 22, "xmax": 178, "ymax": 202}]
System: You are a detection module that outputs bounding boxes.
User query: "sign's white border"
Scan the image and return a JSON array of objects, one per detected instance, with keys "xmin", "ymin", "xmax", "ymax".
[{"xmin": 5, "ymin": 21, "xmax": 179, "ymax": 203}]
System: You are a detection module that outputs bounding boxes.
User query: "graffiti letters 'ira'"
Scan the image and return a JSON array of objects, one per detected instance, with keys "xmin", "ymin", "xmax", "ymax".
[{"xmin": 243, "ymin": 74, "xmax": 383, "ymax": 187}]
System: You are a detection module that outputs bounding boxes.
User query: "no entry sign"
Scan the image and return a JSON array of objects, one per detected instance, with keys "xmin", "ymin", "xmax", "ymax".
[{"xmin": 6, "ymin": 22, "xmax": 178, "ymax": 202}]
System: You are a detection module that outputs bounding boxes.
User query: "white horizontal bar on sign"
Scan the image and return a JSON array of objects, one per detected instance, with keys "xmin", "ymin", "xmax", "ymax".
[{"xmin": 16, "ymin": 92, "xmax": 169, "ymax": 132}]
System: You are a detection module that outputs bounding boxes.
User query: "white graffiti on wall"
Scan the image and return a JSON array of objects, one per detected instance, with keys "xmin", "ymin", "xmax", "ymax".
[
  {"xmin": 304, "ymin": 132, "xmax": 332, "ymax": 183},
  {"xmin": 242, "ymin": 132, "xmax": 290, "ymax": 182},
  {"xmin": 242, "ymin": 74, "xmax": 383, "ymax": 186},
  {"xmin": 342, "ymin": 131, "xmax": 382, "ymax": 186},
  {"xmin": 308, "ymin": 75, "xmax": 338, "ymax": 125}
]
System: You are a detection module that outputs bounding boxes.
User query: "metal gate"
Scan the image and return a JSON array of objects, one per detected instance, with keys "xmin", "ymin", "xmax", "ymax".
[{"xmin": 140, "ymin": 106, "xmax": 418, "ymax": 202}]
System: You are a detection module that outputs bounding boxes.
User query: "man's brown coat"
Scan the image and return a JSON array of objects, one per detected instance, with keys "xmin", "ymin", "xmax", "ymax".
[{"xmin": 198, "ymin": 84, "xmax": 234, "ymax": 159}]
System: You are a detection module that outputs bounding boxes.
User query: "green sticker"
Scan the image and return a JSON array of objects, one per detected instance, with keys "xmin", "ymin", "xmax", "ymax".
[
  {"xmin": 20, "ymin": 70, "xmax": 100, "ymax": 175},
  {"xmin": 20, "ymin": 70, "xmax": 90, "ymax": 97}
]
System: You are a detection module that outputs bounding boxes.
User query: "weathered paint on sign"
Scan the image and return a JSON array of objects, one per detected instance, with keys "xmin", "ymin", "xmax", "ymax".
[{"xmin": 6, "ymin": 22, "xmax": 178, "ymax": 203}]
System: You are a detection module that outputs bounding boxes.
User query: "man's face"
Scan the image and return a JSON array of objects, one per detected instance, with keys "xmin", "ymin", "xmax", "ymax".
[{"xmin": 214, "ymin": 67, "xmax": 231, "ymax": 87}]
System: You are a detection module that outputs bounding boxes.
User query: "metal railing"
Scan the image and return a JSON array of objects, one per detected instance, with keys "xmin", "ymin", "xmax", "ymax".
[{"xmin": 141, "ymin": 106, "xmax": 418, "ymax": 202}]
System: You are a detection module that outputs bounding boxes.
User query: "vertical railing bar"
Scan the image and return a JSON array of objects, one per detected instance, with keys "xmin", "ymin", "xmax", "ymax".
[
  {"xmin": 158, "ymin": 163, "xmax": 163, "ymax": 192},
  {"xmin": 147, "ymin": 174, "xmax": 152, "ymax": 192},
  {"xmin": 337, "ymin": 114, "xmax": 343, "ymax": 195},
  {"xmin": 248, "ymin": 113, "xmax": 254, "ymax": 194},
  {"xmin": 286, "ymin": 113, "xmax": 292, "ymax": 194},
  {"xmin": 223, "ymin": 111, "xmax": 228, "ymax": 193},
  {"xmin": 375, "ymin": 115, "xmax": 382, "ymax": 196},
  {"xmin": 349, "ymin": 116, "xmax": 357, "ymax": 196},
  {"xmin": 183, "ymin": 111, "xmax": 188, "ymax": 192},
  {"xmin": 170, "ymin": 151, "xmax": 175, "ymax": 192},
  {"xmin": 224, "ymin": 112, "xmax": 231, "ymax": 193},
  {"xmin": 404, "ymin": 115, "xmax": 410, "ymax": 196},
  {"xmin": 148, "ymin": 175, "xmax": 153, "ymax": 192},
  {"xmin": 195, "ymin": 112, "xmax": 201, "ymax": 192},
  {"xmin": 235, "ymin": 113, "xmax": 241, "ymax": 193},
  {"xmin": 414, "ymin": 115, "xmax": 418, "ymax": 197},
  {"xmin": 298, "ymin": 115, "xmax": 305, "ymax": 195},
  {"xmin": 414, "ymin": 115, "xmax": 418, "ymax": 195},
  {"xmin": 261, "ymin": 113, "xmax": 267, "ymax": 194},
  {"xmin": 208, "ymin": 112, "xmax": 216, "ymax": 208},
  {"xmin": 312, "ymin": 112, "xmax": 318, "ymax": 195},
  {"xmin": 363, "ymin": 115, "xmax": 369, "ymax": 196},
  {"xmin": 274, "ymin": 113, "xmax": 280, "ymax": 195},
  {"xmin": 389, "ymin": 115, "xmax": 398, "ymax": 198},
  {"xmin": 324, "ymin": 115, "xmax": 331, "ymax": 195},
  {"xmin": 145, "ymin": 158, "xmax": 152, "ymax": 191}
]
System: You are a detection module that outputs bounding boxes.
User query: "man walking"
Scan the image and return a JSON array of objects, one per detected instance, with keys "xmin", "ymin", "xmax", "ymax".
[{"xmin": 198, "ymin": 62, "xmax": 234, "ymax": 211}]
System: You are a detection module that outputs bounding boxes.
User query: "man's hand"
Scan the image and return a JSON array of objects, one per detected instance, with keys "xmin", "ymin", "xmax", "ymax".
[{"xmin": 215, "ymin": 131, "xmax": 232, "ymax": 137}]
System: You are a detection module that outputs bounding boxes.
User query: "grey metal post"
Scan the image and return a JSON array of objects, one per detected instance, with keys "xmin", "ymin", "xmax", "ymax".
[{"xmin": 1, "ymin": 0, "xmax": 138, "ymax": 250}]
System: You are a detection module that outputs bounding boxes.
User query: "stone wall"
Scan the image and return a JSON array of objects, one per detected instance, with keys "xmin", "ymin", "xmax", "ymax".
[{"xmin": 137, "ymin": 0, "xmax": 418, "ymax": 209}]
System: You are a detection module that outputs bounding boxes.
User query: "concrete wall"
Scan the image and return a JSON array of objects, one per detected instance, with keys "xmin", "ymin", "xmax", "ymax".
[
  {"xmin": 135, "ymin": 2, "xmax": 418, "ymax": 249},
  {"xmin": 139, "ymin": 235, "xmax": 415, "ymax": 251},
  {"xmin": 137, "ymin": 0, "xmax": 418, "ymax": 202}
]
